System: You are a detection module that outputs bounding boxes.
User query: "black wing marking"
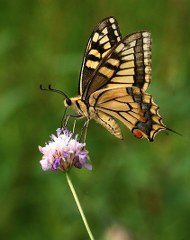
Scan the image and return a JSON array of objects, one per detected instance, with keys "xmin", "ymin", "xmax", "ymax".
[
  {"xmin": 79, "ymin": 16, "xmax": 122, "ymax": 95},
  {"xmin": 83, "ymin": 31, "xmax": 151, "ymax": 100}
]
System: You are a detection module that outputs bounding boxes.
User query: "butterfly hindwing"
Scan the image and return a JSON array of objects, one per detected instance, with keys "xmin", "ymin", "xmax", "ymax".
[
  {"xmin": 83, "ymin": 31, "xmax": 151, "ymax": 100},
  {"xmin": 79, "ymin": 16, "xmax": 122, "ymax": 96},
  {"xmin": 89, "ymin": 86, "xmax": 166, "ymax": 141}
]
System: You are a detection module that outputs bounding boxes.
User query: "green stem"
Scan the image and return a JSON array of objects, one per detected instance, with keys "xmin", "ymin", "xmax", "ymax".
[{"xmin": 66, "ymin": 172, "xmax": 95, "ymax": 240}]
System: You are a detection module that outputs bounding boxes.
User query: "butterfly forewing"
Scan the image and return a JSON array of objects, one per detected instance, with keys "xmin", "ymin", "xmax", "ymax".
[
  {"xmin": 83, "ymin": 31, "xmax": 152, "ymax": 100},
  {"xmin": 79, "ymin": 17, "xmax": 122, "ymax": 96}
]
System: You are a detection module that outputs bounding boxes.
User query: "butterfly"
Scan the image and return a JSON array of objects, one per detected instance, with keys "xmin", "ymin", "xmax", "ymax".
[{"xmin": 63, "ymin": 16, "xmax": 168, "ymax": 141}]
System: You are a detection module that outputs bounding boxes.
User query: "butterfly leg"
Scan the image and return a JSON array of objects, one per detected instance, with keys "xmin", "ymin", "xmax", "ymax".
[
  {"xmin": 72, "ymin": 119, "xmax": 77, "ymax": 134},
  {"xmin": 61, "ymin": 111, "xmax": 83, "ymax": 127},
  {"xmin": 61, "ymin": 107, "xmax": 69, "ymax": 127},
  {"xmin": 79, "ymin": 119, "xmax": 90, "ymax": 143},
  {"xmin": 83, "ymin": 120, "xmax": 89, "ymax": 143},
  {"xmin": 61, "ymin": 114, "xmax": 70, "ymax": 128}
]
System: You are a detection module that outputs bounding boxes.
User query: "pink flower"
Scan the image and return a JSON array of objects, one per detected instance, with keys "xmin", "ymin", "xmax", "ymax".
[{"xmin": 39, "ymin": 128, "xmax": 92, "ymax": 172}]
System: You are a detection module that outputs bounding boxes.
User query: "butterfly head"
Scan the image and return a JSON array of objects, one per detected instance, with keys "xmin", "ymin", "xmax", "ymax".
[
  {"xmin": 64, "ymin": 96, "xmax": 89, "ymax": 118},
  {"xmin": 64, "ymin": 98, "xmax": 72, "ymax": 106},
  {"xmin": 64, "ymin": 96, "xmax": 80, "ymax": 109}
]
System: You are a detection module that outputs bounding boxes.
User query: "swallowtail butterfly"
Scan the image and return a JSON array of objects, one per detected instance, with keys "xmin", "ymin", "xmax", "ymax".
[{"xmin": 63, "ymin": 16, "xmax": 168, "ymax": 141}]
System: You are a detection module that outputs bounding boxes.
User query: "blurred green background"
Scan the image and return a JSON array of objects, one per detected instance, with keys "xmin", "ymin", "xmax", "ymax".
[{"xmin": 0, "ymin": 0, "xmax": 189, "ymax": 239}]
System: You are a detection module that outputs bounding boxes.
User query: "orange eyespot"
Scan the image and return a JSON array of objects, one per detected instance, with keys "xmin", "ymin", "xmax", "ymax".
[{"xmin": 133, "ymin": 129, "xmax": 144, "ymax": 139}]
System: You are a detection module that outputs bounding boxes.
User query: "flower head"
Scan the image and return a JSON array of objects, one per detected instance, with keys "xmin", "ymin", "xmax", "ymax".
[{"xmin": 39, "ymin": 128, "xmax": 92, "ymax": 172}]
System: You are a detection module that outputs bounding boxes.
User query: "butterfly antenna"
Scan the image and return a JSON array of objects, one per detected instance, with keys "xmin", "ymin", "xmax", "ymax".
[{"xmin": 40, "ymin": 84, "xmax": 69, "ymax": 99}]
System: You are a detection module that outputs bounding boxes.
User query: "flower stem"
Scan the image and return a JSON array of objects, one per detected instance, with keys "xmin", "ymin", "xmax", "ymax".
[{"xmin": 65, "ymin": 172, "xmax": 95, "ymax": 240}]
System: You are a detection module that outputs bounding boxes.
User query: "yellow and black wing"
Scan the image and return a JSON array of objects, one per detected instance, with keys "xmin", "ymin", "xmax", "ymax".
[
  {"xmin": 79, "ymin": 16, "xmax": 122, "ymax": 95},
  {"xmin": 89, "ymin": 86, "xmax": 166, "ymax": 141},
  {"xmin": 83, "ymin": 31, "xmax": 151, "ymax": 100}
]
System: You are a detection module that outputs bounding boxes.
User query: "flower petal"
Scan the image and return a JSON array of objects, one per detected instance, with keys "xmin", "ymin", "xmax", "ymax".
[
  {"xmin": 40, "ymin": 159, "xmax": 52, "ymax": 171},
  {"xmin": 39, "ymin": 128, "xmax": 91, "ymax": 172}
]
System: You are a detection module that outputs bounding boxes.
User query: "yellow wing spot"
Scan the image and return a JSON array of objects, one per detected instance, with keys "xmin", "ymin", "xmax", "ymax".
[
  {"xmin": 103, "ymin": 42, "xmax": 111, "ymax": 50},
  {"xmin": 143, "ymin": 82, "xmax": 149, "ymax": 91},
  {"xmin": 152, "ymin": 115, "xmax": 161, "ymax": 124},
  {"xmin": 117, "ymin": 36, "xmax": 121, "ymax": 42},
  {"xmin": 109, "ymin": 18, "xmax": 115, "ymax": 23},
  {"xmin": 107, "ymin": 58, "xmax": 120, "ymax": 67},
  {"xmin": 144, "ymin": 58, "xmax": 150, "ymax": 65},
  {"xmin": 102, "ymin": 28, "xmax": 108, "ymax": 35},
  {"xmin": 143, "ymin": 44, "xmax": 149, "ymax": 51},
  {"xmin": 143, "ymin": 37, "xmax": 150, "ymax": 44},
  {"xmin": 114, "ymin": 30, "xmax": 119, "ymax": 36},
  {"xmin": 124, "ymin": 68, "xmax": 135, "ymax": 75},
  {"xmin": 112, "ymin": 76, "xmax": 134, "ymax": 83},
  {"xmin": 100, "ymin": 36, "xmax": 109, "ymax": 44},
  {"xmin": 122, "ymin": 48, "xmax": 134, "ymax": 56},
  {"xmin": 92, "ymin": 32, "xmax": 99, "ymax": 42},
  {"xmin": 123, "ymin": 54, "xmax": 134, "ymax": 61},
  {"xmin": 128, "ymin": 40, "xmax": 136, "ymax": 48},
  {"xmin": 99, "ymin": 66, "xmax": 115, "ymax": 78},
  {"xmin": 133, "ymin": 88, "xmax": 141, "ymax": 94},
  {"xmin": 115, "ymin": 43, "xmax": 125, "ymax": 53},
  {"xmin": 145, "ymin": 74, "xmax": 150, "ymax": 81},
  {"xmin": 112, "ymin": 24, "xmax": 117, "ymax": 29},
  {"xmin": 102, "ymin": 49, "xmax": 110, "ymax": 58},
  {"xmin": 142, "ymin": 32, "xmax": 150, "ymax": 38},
  {"xmin": 143, "ymin": 94, "xmax": 151, "ymax": 103},
  {"xmin": 106, "ymin": 83, "xmax": 132, "ymax": 88},
  {"xmin": 144, "ymin": 51, "xmax": 151, "ymax": 58},
  {"xmin": 145, "ymin": 66, "xmax": 151, "ymax": 74},
  {"xmin": 88, "ymin": 49, "xmax": 101, "ymax": 58},
  {"xmin": 86, "ymin": 60, "xmax": 99, "ymax": 68},
  {"xmin": 150, "ymin": 106, "xmax": 158, "ymax": 115},
  {"xmin": 153, "ymin": 124, "xmax": 164, "ymax": 131},
  {"xmin": 120, "ymin": 61, "xmax": 134, "ymax": 69},
  {"xmin": 117, "ymin": 68, "xmax": 135, "ymax": 75}
]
